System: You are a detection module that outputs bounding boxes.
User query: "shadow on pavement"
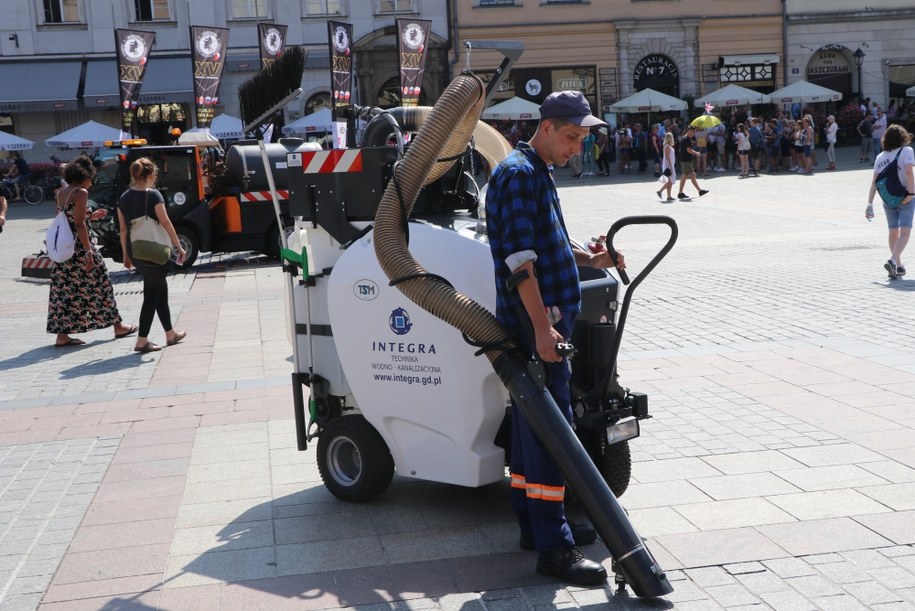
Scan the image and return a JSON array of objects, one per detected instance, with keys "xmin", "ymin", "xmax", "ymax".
[
  {"xmin": 58, "ymin": 353, "xmax": 148, "ymax": 379},
  {"xmin": 0, "ymin": 342, "xmax": 93, "ymax": 372},
  {"xmin": 875, "ymin": 278, "xmax": 915, "ymax": 291}
]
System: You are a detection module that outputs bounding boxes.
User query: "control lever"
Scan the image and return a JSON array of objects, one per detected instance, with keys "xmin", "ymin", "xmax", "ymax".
[{"xmin": 555, "ymin": 342, "xmax": 576, "ymax": 358}]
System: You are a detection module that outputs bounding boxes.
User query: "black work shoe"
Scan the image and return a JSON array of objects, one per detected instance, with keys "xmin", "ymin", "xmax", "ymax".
[
  {"xmin": 536, "ymin": 546, "xmax": 608, "ymax": 586},
  {"xmin": 519, "ymin": 521, "xmax": 597, "ymax": 551},
  {"xmin": 677, "ymin": 192, "xmax": 688, "ymax": 200},
  {"xmin": 698, "ymin": 189, "xmax": 709, "ymax": 197}
]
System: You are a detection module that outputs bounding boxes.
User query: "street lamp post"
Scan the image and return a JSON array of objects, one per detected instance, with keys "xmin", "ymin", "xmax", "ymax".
[{"xmin": 854, "ymin": 48, "xmax": 866, "ymax": 104}]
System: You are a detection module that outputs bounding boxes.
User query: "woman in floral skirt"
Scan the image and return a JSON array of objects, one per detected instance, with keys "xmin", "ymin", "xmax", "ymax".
[{"xmin": 47, "ymin": 156, "xmax": 137, "ymax": 347}]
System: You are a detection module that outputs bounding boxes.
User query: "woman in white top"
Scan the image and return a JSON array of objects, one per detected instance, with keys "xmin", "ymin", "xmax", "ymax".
[
  {"xmin": 656, "ymin": 132, "xmax": 677, "ymax": 202},
  {"xmin": 825, "ymin": 115, "xmax": 839, "ymax": 170},
  {"xmin": 867, "ymin": 124, "xmax": 915, "ymax": 279},
  {"xmin": 735, "ymin": 123, "xmax": 751, "ymax": 178}
]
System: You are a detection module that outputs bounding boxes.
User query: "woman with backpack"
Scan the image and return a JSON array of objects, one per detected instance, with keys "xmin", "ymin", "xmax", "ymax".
[
  {"xmin": 47, "ymin": 157, "xmax": 138, "ymax": 347},
  {"xmin": 867, "ymin": 124, "xmax": 915, "ymax": 279}
]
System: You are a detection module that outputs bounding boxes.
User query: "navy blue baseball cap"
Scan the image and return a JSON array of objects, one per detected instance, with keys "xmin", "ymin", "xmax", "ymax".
[{"xmin": 539, "ymin": 91, "xmax": 607, "ymax": 127}]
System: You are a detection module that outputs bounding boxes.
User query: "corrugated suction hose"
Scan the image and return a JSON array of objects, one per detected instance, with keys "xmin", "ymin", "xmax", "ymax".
[{"xmin": 373, "ymin": 74, "xmax": 516, "ymax": 363}]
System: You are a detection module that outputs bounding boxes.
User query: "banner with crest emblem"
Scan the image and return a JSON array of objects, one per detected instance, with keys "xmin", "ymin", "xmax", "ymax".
[
  {"xmin": 396, "ymin": 19, "xmax": 431, "ymax": 108},
  {"xmin": 327, "ymin": 21, "xmax": 354, "ymax": 119},
  {"xmin": 114, "ymin": 28, "xmax": 156, "ymax": 136},
  {"xmin": 190, "ymin": 25, "xmax": 230, "ymax": 129},
  {"xmin": 258, "ymin": 23, "xmax": 287, "ymax": 71}
]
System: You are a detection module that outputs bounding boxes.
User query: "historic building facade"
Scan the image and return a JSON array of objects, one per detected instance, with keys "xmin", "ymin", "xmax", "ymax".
[
  {"xmin": 786, "ymin": 0, "xmax": 915, "ymax": 108},
  {"xmin": 4, "ymin": 0, "xmax": 915, "ymax": 157},
  {"xmin": 456, "ymin": 0, "xmax": 783, "ymax": 121},
  {"xmin": 0, "ymin": 0, "xmax": 450, "ymax": 156}
]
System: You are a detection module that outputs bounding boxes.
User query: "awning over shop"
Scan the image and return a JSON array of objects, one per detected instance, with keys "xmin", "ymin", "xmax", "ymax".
[
  {"xmin": 83, "ymin": 57, "xmax": 195, "ymax": 107},
  {"xmin": 0, "ymin": 61, "xmax": 81, "ymax": 113},
  {"xmin": 720, "ymin": 54, "xmax": 779, "ymax": 66}
]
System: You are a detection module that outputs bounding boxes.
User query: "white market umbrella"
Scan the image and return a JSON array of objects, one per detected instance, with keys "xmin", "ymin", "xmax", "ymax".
[
  {"xmin": 768, "ymin": 80, "xmax": 842, "ymax": 104},
  {"xmin": 609, "ymin": 88, "xmax": 687, "ymax": 113},
  {"xmin": 695, "ymin": 84, "xmax": 770, "ymax": 108},
  {"xmin": 210, "ymin": 113, "xmax": 245, "ymax": 140},
  {"xmin": 282, "ymin": 108, "xmax": 334, "ymax": 136},
  {"xmin": 45, "ymin": 120, "xmax": 121, "ymax": 149},
  {"xmin": 178, "ymin": 129, "xmax": 220, "ymax": 146},
  {"xmin": 481, "ymin": 96, "xmax": 541, "ymax": 121},
  {"xmin": 0, "ymin": 131, "xmax": 35, "ymax": 151}
]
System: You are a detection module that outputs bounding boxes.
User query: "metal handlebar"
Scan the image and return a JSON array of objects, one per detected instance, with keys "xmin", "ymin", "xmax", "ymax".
[{"xmin": 586, "ymin": 215, "xmax": 678, "ymax": 405}]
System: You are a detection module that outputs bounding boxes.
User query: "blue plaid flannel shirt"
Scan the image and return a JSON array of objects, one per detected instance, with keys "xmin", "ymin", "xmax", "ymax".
[{"xmin": 485, "ymin": 142, "xmax": 581, "ymax": 332}]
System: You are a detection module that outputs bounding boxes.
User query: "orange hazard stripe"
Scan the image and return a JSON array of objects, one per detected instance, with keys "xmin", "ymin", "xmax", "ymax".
[{"xmin": 510, "ymin": 472, "xmax": 565, "ymax": 501}]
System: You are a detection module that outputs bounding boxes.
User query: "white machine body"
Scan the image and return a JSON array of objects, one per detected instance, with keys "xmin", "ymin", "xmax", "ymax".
[{"xmin": 289, "ymin": 219, "xmax": 511, "ymax": 487}]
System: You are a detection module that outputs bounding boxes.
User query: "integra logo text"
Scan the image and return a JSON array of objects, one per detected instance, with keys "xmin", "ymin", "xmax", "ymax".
[{"xmin": 372, "ymin": 341, "xmax": 437, "ymax": 354}]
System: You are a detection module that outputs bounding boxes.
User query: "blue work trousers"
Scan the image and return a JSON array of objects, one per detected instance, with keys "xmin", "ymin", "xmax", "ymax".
[{"xmin": 509, "ymin": 311, "xmax": 576, "ymax": 553}]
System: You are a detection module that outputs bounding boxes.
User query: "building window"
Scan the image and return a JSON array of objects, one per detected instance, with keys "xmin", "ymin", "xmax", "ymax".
[
  {"xmin": 721, "ymin": 64, "xmax": 773, "ymax": 84},
  {"xmin": 304, "ymin": 0, "xmax": 344, "ymax": 15},
  {"xmin": 230, "ymin": 0, "xmax": 267, "ymax": 19},
  {"xmin": 479, "ymin": 0, "xmax": 516, "ymax": 5},
  {"xmin": 376, "ymin": 0, "xmax": 414, "ymax": 13},
  {"xmin": 133, "ymin": 0, "xmax": 170, "ymax": 21},
  {"xmin": 43, "ymin": 0, "xmax": 80, "ymax": 23}
]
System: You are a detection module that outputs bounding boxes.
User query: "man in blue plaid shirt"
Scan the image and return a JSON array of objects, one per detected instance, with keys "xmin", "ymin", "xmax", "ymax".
[{"xmin": 486, "ymin": 91, "xmax": 626, "ymax": 587}]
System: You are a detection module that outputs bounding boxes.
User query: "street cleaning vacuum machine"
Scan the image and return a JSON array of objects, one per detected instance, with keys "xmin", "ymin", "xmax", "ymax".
[{"xmin": 278, "ymin": 57, "xmax": 677, "ymax": 597}]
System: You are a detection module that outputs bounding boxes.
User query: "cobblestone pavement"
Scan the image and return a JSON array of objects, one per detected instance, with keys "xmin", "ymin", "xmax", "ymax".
[{"xmin": 1, "ymin": 146, "xmax": 914, "ymax": 610}]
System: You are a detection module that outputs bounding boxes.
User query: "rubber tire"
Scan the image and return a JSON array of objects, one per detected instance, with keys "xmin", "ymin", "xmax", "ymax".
[
  {"xmin": 596, "ymin": 440, "xmax": 632, "ymax": 498},
  {"xmin": 172, "ymin": 226, "xmax": 199, "ymax": 270},
  {"xmin": 316, "ymin": 416, "xmax": 395, "ymax": 502},
  {"xmin": 23, "ymin": 185, "xmax": 43, "ymax": 205}
]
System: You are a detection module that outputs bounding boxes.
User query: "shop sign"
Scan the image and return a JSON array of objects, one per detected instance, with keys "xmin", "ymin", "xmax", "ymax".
[
  {"xmin": 552, "ymin": 68, "xmax": 596, "ymax": 96},
  {"xmin": 807, "ymin": 50, "xmax": 850, "ymax": 76},
  {"xmin": 633, "ymin": 54, "xmax": 679, "ymax": 85}
]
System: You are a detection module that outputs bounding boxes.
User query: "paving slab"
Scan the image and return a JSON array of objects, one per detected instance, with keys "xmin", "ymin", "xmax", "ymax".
[{"xmin": 2, "ymin": 149, "xmax": 915, "ymax": 609}]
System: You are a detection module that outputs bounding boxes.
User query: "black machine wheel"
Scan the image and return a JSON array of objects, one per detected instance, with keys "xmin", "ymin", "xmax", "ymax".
[
  {"xmin": 316, "ymin": 415, "xmax": 394, "ymax": 502},
  {"xmin": 23, "ymin": 185, "xmax": 44, "ymax": 205},
  {"xmin": 596, "ymin": 440, "xmax": 632, "ymax": 498},
  {"xmin": 173, "ymin": 226, "xmax": 199, "ymax": 270}
]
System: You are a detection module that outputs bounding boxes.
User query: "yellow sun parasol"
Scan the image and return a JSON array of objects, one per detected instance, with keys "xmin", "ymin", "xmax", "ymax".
[{"xmin": 690, "ymin": 115, "xmax": 722, "ymax": 129}]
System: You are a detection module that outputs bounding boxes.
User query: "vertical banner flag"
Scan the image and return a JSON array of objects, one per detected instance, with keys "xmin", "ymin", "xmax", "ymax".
[
  {"xmin": 190, "ymin": 25, "xmax": 230, "ymax": 129},
  {"xmin": 114, "ymin": 28, "xmax": 156, "ymax": 136},
  {"xmin": 396, "ymin": 19, "xmax": 431, "ymax": 107},
  {"xmin": 258, "ymin": 23, "xmax": 287, "ymax": 71},
  {"xmin": 328, "ymin": 21, "xmax": 354, "ymax": 119}
]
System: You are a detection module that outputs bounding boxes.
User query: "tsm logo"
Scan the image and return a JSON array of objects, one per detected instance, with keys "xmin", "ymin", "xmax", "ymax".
[{"xmin": 354, "ymin": 279, "xmax": 378, "ymax": 301}]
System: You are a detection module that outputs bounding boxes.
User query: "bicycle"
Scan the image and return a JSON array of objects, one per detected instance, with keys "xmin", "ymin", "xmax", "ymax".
[{"xmin": 0, "ymin": 177, "xmax": 43, "ymax": 205}]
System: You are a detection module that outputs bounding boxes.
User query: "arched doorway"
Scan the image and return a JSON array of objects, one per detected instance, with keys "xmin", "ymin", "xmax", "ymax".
[
  {"xmin": 135, "ymin": 103, "xmax": 189, "ymax": 145},
  {"xmin": 376, "ymin": 75, "xmax": 429, "ymax": 108},
  {"xmin": 806, "ymin": 47, "xmax": 853, "ymax": 102},
  {"xmin": 305, "ymin": 92, "xmax": 331, "ymax": 114},
  {"xmin": 633, "ymin": 54, "xmax": 680, "ymax": 98}
]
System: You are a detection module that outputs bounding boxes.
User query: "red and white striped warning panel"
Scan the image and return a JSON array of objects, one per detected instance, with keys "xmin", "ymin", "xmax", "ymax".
[
  {"xmin": 21, "ymin": 256, "xmax": 54, "ymax": 278},
  {"xmin": 296, "ymin": 149, "xmax": 363, "ymax": 174},
  {"xmin": 239, "ymin": 190, "xmax": 290, "ymax": 202}
]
